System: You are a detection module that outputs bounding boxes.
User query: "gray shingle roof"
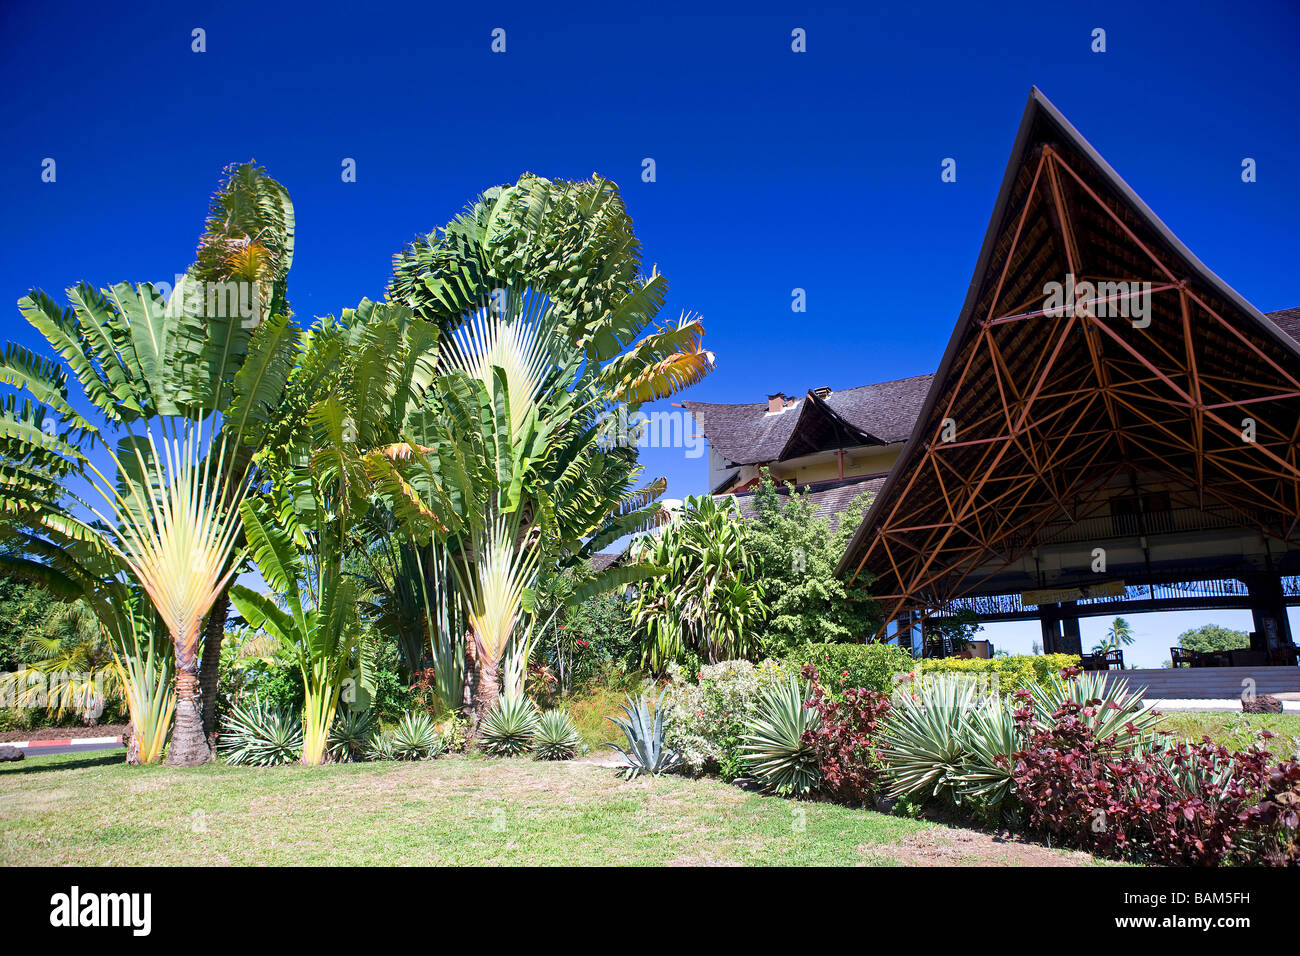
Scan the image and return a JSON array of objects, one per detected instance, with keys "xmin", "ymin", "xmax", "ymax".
[
  {"xmin": 682, "ymin": 374, "xmax": 934, "ymax": 466},
  {"xmin": 730, "ymin": 474, "xmax": 887, "ymax": 527},
  {"xmin": 1267, "ymin": 307, "xmax": 1300, "ymax": 343}
]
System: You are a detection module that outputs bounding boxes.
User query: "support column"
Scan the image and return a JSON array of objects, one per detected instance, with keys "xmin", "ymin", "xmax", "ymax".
[
  {"xmin": 1039, "ymin": 604, "xmax": 1061, "ymax": 654},
  {"xmin": 1242, "ymin": 574, "xmax": 1293, "ymax": 652},
  {"xmin": 1059, "ymin": 602, "xmax": 1083, "ymax": 656}
]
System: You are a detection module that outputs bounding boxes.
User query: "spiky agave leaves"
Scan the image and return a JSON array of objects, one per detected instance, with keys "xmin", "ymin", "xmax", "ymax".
[
  {"xmin": 533, "ymin": 709, "xmax": 582, "ymax": 761},
  {"xmin": 740, "ymin": 676, "xmax": 821, "ymax": 796},
  {"xmin": 605, "ymin": 691, "xmax": 681, "ymax": 778},
  {"xmin": 218, "ymin": 696, "xmax": 302, "ymax": 766},
  {"xmin": 480, "ymin": 694, "xmax": 541, "ymax": 757},
  {"xmin": 387, "ymin": 711, "xmax": 444, "ymax": 760}
]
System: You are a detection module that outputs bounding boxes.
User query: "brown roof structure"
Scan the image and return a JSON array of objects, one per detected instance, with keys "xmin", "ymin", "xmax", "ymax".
[
  {"xmin": 682, "ymin": 373, "xmax": 933, "ymax": 467},
  {"xmin": 731, "ymin": 474, "xmax": 887, "ymax": 526},
  {"xmin": 836, "ymin": 88, "xmax": 1300, "ymax": 634}
]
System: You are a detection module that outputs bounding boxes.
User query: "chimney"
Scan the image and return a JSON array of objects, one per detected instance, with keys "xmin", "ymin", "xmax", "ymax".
[
  {"xmin": 812, "ymin": 386, "xmax": 832, "ymax": 399},
  {"xmin": 767, "ymin": 392, "xmax": 787, "ymax": 413}
]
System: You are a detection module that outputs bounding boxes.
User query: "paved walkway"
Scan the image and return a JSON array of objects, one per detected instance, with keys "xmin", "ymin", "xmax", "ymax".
[{"xmin": 1146, "ymin": 697, "xmax": 1300, "ymax": 713}]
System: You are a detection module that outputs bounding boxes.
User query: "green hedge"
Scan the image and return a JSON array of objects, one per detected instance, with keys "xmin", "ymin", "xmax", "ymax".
[
  {"xmin": 782, "ymin": 642, "xmax": 917, "ymax": 697},
  {"xmin": 919, "ymin": 654, "xmax": 1079, "ymax": 694}
]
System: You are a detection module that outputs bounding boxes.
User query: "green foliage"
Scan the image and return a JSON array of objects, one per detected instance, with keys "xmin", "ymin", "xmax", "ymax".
[
  {"xmin": 1176, "ymin": 623, "xmax": 1250, "ymax": 654},
  {"xmin": 880, "ymin": 675, "xmax": 1019, "ymax": 817},
  {"xmin": 0, "ymin": 575, "xmax": 55, "ymax": 671},
  {"xmin": 743, "ymin": 471, "xmax": 880, "ymax": 654},
  {"xmin": 533, "ymin": 709, "xmax": 582, "ymax": 761},
  {"xmin": 218, "ymin": 696, "xmax": 303, "ymax": 766},
  {"xmin": 606, "ymin": 691, "xmax": 682, "ymax": 778},
  {"xmin": 740, "ymin": 676, "xmax": 821, "ymax": 795},
  {"xmin": 328, "ymin": 708, "xmax": 374, "ymax": 761},
  {"xmin": 919, "ymin": 654, "xmax": 1079, "ymax": 695},
  {"xmin": 1029, "ymin": 668, "xmax": 1160, "ymax": 744},
  {"xmin": 630, "ymin": 495, "xmax": 765, "ymax": 671},
  {"xmin": 480, "ymin": 695, "xmax": 541, "ymax": 756},
  {"xmin": 387, "ymin": 710, "xmax": 444, "ymax": 760},
  {"xmin": 782, "ymin": 642, "xmax": 916, "ymax": 698},
  {"xmin": 663, "ymin": 658, "xmax": 795, "ymax": 779}
]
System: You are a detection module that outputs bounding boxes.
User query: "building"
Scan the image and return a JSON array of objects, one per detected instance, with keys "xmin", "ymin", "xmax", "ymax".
[
  {"xmin": 681, "ymin": 375, "xmax": 932, "ymax": 524},
  {"xmin": 690, "ymin": 89, "xmax": 1300, "ymax": 674}
]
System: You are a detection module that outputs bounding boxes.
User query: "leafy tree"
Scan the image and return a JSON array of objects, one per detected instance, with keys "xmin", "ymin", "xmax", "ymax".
[
  {"xmin": 741, "ymin": 471, "xmax": 879, "ymax": 656},
  {"xmin": 0, "ymin": 574, "xmax": 55, "ymax": 671},
  {"xmin": 1176, "ymin": 623, "xmax": 1249, "ymax": 654}
]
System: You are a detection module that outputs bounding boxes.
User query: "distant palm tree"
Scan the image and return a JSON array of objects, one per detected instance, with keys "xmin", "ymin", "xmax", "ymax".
[{"xmin": 1092, "ymin": 617, "xmax": 1135, "ymax": 655}]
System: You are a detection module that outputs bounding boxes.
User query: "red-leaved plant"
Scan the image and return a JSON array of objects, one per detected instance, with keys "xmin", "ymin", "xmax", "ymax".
[
  {"xmin": 1009, "ymin": 675, "xmax": 1299, "ymax": 866},
  {"xmin": 800, "ymin": 665, "xmax": 892, "ymax": 805}
]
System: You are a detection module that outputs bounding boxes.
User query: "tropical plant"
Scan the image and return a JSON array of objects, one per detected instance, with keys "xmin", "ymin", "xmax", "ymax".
[
  {"xmin": 387, "ymin": 710, "xmax": 444, "ymax": 760},
  {"xmin": 1093, "ymin": 616, "xmax": 1135, "ymax": 655},
  {"xmin": 0, "ymin": 162, "xmax": 298, "ymax": 764},
  {"xmin": 740, "ymin": 675, "xmax": 821, "ymax": 795},
  {"xmin": 630, "ymin": 495, "xmax": 766, "ymax": 671},
  {"xmin": 1029, "ymin": 667, "xmax": 1160, "ymax": 746},
  {"xmin": 230, "ymin": 471, "xmax": 366, "ymax": 766},
  {"xmin": 328, "ymin": 708, "xmax": 374, "ymax": 761},
  {"xmin": 217, "ymin": 696, "xmax": 303, "ymax": 766},
  {"xmin": 879, "ymin": 674, "xmax": 979, "ymax": 806},
  {"xmin": 801, "ymin": 665, "xmax": 893, "ymax": 804},
  {"xmin": 533, "ymin": 708, "xmax": 582, "ymax": 760},
  {"xmin": 479, "ymin": 693, "xmax": 541, "ymax": 756},
  {"xmin": 2, "ymin": 600, "xmax": 120, "ymax": 722},
  {"xmin": 605, "ymin": 691, "xmax": 681, "ymax": 778}
]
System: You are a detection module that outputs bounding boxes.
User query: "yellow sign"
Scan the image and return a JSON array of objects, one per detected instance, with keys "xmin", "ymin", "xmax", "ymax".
[{"xmin": 1021, "ymin": 581, "xmax": 1126, "ymax": 607}]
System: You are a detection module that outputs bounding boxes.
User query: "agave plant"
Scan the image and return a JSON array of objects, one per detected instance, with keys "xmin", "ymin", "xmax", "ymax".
[
  {"xmin": 388, "ymin": 710, "xmax": 444, "ymax": 760},
  {"xmin": 218, "ymin": 696, "xmax": 302, "ymax": 766},
  {"xmin": 480, "ymin": 694, "xmax": 541, "ymax": 757},
  {"xmin": 953, "ymin": 693, "xmax": 1024, "ymax": 814},
  {"xmin": 1031, "ymin": 668, "xmax": 1160, "ymax": 747},
  {"xmin": 881, "ymin": 674, "xmax": 981, "ymax": 805},
  {"xmin": 533, "ymin": 709, "xmax": 582, "ymax": 761},
  {"xmin": 605, "ymin": 691, "xmax": 681, "ymax": 778},
  {"xmin": 328, "ymin": 708, "xmax": 375, "ymax": 761},
  {"xmin": 740, "ymin": 676, "xmax": 821, "ymax": 795}
]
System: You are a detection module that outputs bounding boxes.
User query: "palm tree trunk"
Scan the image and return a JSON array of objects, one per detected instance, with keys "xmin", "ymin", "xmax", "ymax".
[
  {"xmin": 472, "ymin": 653, "xmax": 500, "ymax": 737},
  {"xmin": 199, "ymin": 589, "xmax": 230, "ymax": 745},
  {"xmin": 166, "ymin": 667, "xmax": 211, "ymax": 765}
]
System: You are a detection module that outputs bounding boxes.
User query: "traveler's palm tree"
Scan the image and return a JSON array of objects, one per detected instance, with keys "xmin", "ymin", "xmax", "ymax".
[
  {"xmin": 230, "ymin": 471, "xmax": 362, "ymax": 766},
  {"xmin": 0, "ymin": 163, "xmax": 297, "ymax": 764}
]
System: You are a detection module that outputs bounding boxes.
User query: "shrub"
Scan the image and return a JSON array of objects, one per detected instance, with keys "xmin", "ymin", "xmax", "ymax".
[
  {"xmin": 438, "ymin": 713, "xmax": 471, "ymax": 753},
  {"xmin": 1009, "ymin": 683, "xmax": 1298, "ymax": 865},
  {"xmin": 480, "ymin": 695, "xmax": 541, "ymax": 757},
  {"xmin": 662, "ymin": 658, "xmax": 794, "ymax": 779},
  {"xmin": 740, "ymin": 676, "xmax": 821, "ymax": 795},
  {"xmin": 218, "ymin": 696, "xmax": 302, "ymax": 766},
  {"xmin": 801, "ymin": 665, "xmax": 892, "ymax": 805},
  {"xmin": 605, "ymin": 691, "xmax": 681, "ymax": 778},
  {"xmin": 388, "ymin": 710, "xmax": 444, "ymax": 760},
  {"xmin": 328, "ymin": 708, "xmax": 374, "ymax": 761},
  {"xmin": 533, "ymin": 709, "xmax": 582, "ymax": 761},
  {"xmin": 919, "ymin": 654, "xmax": 1078, "ymax": 695},
  {"xmin": 783, "ymin": 642, "xmax": 915, "ymax": 698}
]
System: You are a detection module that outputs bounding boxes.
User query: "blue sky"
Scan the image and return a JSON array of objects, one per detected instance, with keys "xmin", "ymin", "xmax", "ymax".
[{"xmin": 2, "ymin": 0, "xmax": 1297, "ymax": 665}]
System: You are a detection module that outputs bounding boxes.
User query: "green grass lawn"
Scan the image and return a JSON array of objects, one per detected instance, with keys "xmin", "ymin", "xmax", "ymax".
[
  {"xmin": 0, "ymin": 751, "xmax": 1100, "ymax": 867},
  {"xmin": 1154, "ymin": 711, "xmax": 1300, "ymax": 753}
]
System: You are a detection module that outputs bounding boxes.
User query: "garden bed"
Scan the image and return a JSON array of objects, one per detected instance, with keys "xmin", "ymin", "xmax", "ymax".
[{"xmin": 0, "ymin": 723, "xmax": 127, "ymax": 743}]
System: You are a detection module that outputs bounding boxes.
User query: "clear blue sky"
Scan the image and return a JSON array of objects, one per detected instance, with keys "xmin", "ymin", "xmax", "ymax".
[{"xmin": 2, "ymin": 0, "xmax": 1297, "ymax": 665}]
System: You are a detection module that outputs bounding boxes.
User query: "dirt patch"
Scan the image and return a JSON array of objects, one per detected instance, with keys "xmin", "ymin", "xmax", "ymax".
[
  {"xmin": 878, "ymin": 824, "xmax": 1097, "ymax": 867},
  {"xmin": 0, "ymin": 724, "xmax": 127, "ymax": 742}
]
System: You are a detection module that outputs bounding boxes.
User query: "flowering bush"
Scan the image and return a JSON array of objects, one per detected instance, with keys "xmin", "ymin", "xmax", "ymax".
[
  {"xmin": 919, "ymin": 654, "xmax": 1079, "ymax": 695},
  {"xmin": 800, "ymin": 665, "xmax": 893, "ymax": 805},
  {"xmin": 662, "ymin": 658, "xmax": 793, "ymax": 779}
]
